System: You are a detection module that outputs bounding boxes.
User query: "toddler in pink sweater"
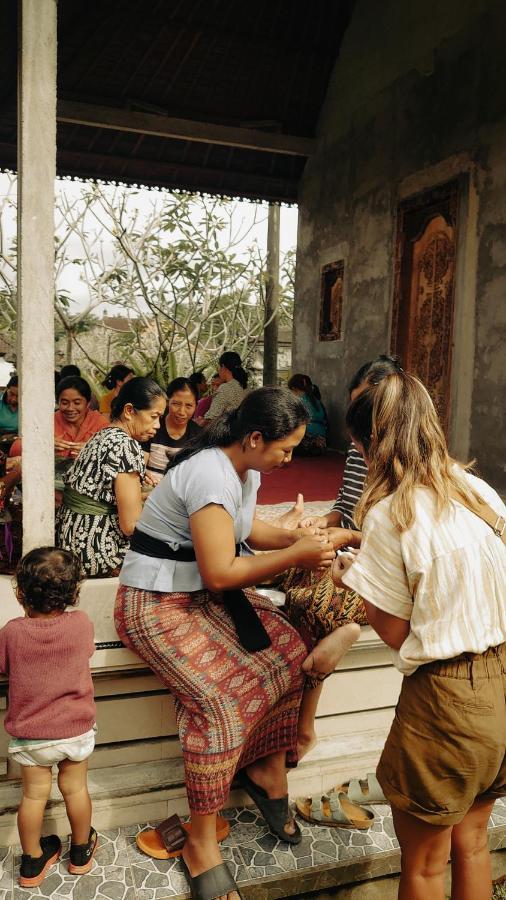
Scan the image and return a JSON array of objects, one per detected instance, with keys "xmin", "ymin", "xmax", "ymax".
[{"xmin": 0, "ymin": 547, "xmax": 97, "ymax": 888}]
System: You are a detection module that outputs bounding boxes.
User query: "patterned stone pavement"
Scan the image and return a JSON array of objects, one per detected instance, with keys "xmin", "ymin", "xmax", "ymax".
[{"xmin": 1, "ymin": 799, "xmax": 504, "ymax": 900}]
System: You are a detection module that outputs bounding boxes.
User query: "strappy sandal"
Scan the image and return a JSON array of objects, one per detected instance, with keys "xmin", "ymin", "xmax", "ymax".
[
  {"xmin": 295, "ymin": 789, "xmax": 375, "ymax": 829},
  {"xmin": 236, "ymin": 769, "xmax": 302, "ymax": 845},
  {"xmin": 136, "ymin": 814, "xmax": 230, "ymax": 859},
  {"xmin": 181, "ymin": 858, "xmax": 244, "ymax": 900},
  {"xmin": 336, "ymin": 773, "xmax": 388, "ymax": 805}
]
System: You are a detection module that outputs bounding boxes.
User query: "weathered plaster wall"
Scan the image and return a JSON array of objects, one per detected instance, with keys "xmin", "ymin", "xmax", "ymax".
[{"xmin": 294, "ymin": 0, "xmax": 506, "ymax": 491}]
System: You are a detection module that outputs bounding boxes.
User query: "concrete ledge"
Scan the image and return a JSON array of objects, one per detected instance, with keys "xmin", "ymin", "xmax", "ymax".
[{"xmin": 0, "ymin": 727, "xmax": 393, "ymax": 844}]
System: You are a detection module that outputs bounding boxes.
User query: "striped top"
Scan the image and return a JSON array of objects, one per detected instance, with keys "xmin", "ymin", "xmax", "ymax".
[
  {"xmin": 343, "ymin": 469, "xmax": 506, "ymax": 674},
  {"xmin": 331, "ymin": 445, "xmax": 368, "ymax": 529}
]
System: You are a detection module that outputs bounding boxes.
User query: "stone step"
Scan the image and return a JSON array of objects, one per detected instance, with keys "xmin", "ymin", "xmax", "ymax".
[
  {"xmin": 0, "ymin": 800, "xmax": 504, "ymax": 900},
  {"xmin": 0, "ymin": 728, "xmax": 390, "ymax": 845}
]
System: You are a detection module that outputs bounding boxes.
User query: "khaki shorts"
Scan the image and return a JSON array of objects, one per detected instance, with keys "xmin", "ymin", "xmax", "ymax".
[{"xmin": 377, "ymin": 644, "xmax": 506, "ymax": 826}]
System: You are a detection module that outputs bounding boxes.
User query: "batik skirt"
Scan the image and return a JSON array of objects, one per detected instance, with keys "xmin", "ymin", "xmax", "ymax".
[{"xmin": 114, "ymin": 585, "xmax": 307, "ymax": 815}]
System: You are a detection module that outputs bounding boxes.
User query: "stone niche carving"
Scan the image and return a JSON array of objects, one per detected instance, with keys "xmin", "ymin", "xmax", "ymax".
[{"xmin": 319, "ymin": 260, "xmax": 344, "ymax": 341}]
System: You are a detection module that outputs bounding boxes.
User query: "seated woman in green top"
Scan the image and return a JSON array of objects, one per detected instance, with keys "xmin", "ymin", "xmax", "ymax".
[
  {"xmin": 0, "ymin": 375, "xmax": 19, "ymax": 437},
  {"xmin": 287, "ymin": 373, "xmax": 328, "ymax": 455}
]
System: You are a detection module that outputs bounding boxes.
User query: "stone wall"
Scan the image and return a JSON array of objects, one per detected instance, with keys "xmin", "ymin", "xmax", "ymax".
[{"xmin": 293, "ymin": 0, "xmax": 506, "ymax": 492}]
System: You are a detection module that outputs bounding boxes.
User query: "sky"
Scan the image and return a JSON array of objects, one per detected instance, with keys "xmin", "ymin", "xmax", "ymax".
[{"xmin": 0, "ymin": 172, "xmax": 298, "ymax": 313}]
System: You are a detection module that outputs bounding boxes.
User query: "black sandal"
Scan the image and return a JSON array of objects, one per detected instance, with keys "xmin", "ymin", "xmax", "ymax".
[
  {"xmin": 236, "ymin": 769, "xmax": 302, "ymax": 845},
  {"xmin": 181, "ymin": 858, "xmax": 243, "ymax": 900}
]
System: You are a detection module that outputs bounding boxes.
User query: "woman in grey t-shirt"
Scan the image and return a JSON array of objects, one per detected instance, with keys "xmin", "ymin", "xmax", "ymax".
[{"xmin": 115, "ymin": 387, "xmax": 335, "ymax": 900}]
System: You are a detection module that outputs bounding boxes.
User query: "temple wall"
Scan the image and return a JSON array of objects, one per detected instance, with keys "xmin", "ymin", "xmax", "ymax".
[{"xmin": 293, "ymin": 0, "xmax": 506, "ymax": 492}]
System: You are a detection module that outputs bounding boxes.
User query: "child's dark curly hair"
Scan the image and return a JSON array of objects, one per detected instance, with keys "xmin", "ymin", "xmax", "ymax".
[{"xmin": 16, "ymin": 547, "xmax": 82, "ymax": 614}]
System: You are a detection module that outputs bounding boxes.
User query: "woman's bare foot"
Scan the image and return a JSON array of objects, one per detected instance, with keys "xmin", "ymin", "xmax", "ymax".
[
  {"xmin": 182, "ymin": 837, "xmax": 240, "ymax": 900},
  {"xmin": 302, "ymin": 623, "xmax": 361, "ymax": 679}
]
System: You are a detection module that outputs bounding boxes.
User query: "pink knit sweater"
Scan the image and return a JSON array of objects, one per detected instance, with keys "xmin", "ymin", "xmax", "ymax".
[{"xmin": 0, "ymin": 610, "xmax": 96, "ymax": 739}]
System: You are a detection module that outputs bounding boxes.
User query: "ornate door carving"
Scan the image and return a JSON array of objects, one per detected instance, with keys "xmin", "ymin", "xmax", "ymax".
[{"xmin": 391, "ymin": 180, "xmax": 460, "ymax": 433}]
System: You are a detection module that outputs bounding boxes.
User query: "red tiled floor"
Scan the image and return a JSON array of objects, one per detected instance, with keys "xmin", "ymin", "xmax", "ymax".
[{"xmin": 257, "ymin": 451, "xmax": 344, "ymax": 504}]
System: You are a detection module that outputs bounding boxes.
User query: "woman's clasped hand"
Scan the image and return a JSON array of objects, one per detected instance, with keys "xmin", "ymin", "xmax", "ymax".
[{"xmin": 291, "ymin": 533, "xmax": 336, "ymax": 568}]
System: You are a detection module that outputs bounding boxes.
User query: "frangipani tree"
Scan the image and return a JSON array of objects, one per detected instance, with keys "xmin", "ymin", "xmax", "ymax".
[{"xmin": 0, "ymin": 174, "xmax": 295, "ymax": 381}]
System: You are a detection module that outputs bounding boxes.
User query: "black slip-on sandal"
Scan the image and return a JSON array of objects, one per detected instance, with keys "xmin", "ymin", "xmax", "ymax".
[
  {"xmin": 181, "ymin": 858, "xmax": 243, "ymax": 900},
  {"xmin": 237, "ymin": 769, "xmax": 302, "ymax": 845}
]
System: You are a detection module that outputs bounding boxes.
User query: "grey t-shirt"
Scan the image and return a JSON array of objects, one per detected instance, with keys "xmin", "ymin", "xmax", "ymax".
[{"xmin": 120, "ymin": 447, "xmax": 261, "ymax": 592}]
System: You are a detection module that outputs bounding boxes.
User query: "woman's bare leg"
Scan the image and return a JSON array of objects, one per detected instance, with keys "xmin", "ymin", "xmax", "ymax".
[
  {"xmin": 297, "ymin": 683, "xmax": 324, "ymax": 759},
  {"xmin": 182, "ymin": 813, "xmax": 240, "ymax": 900},
  {"xmin": 245, "ymin": 750, "xmax": 296, "ymax": 834},
  {"xmin": 450, "ymin": 798, "xmax": 495, "ymax": 900},
  {"xmin": 392, "ymin": 807, "xmax": 452, "ymax": 900},
  {"xmin": 302, "ymin": 623, "xmax": 360, "ymax": 679}
]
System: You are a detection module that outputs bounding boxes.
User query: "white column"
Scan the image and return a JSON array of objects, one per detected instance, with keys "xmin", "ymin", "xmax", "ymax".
[{"xmin": 17, "ymin": 0, "xmax": 57, "ymax": 551}]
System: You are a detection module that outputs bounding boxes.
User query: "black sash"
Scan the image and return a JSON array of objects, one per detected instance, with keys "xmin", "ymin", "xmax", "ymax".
[{"xmin": 130, "ymin": 528, "xmax": 271, "ymax": 653}]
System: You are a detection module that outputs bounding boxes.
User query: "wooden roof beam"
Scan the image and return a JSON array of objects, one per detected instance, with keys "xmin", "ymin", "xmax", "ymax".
[{"xmin": 57, "ymin": 100, "xmax": 315, "ymax": 157}]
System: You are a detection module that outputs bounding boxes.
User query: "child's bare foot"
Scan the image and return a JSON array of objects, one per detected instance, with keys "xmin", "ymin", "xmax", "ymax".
[
  {"xmin": 275, "ymin": 493, "xmax": 305, "ymax": 530},
  {"xmin": 302, "ymin": 623, "xmax": 360, "ymax": 679}
]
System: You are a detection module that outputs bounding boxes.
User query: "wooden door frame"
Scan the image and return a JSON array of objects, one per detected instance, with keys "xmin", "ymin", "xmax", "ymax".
[{"xmin": 390, "ymin": 168, "xmax": 479, "ymax": 458}]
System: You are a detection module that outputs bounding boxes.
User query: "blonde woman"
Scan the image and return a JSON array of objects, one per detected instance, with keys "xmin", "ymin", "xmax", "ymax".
[{"xmin": 335, "ymin": 372, "xmax": 505, "ymax": 900}]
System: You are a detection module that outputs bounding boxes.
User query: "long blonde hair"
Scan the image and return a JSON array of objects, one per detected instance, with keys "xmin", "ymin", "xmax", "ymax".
[{"xmin": 346, "ymin": 372, "xmax": 484, "ymax": 531}]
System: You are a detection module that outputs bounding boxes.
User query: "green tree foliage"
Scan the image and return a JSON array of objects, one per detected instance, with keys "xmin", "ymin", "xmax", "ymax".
[{"xmin": 0, "ymin": 176, "xmax": 294, "ymax": 382}]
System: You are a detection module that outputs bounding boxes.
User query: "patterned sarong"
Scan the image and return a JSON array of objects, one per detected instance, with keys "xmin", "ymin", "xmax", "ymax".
[{"xmin": 114, "ymin": 585, "xmax": 307, "ymax": 815}]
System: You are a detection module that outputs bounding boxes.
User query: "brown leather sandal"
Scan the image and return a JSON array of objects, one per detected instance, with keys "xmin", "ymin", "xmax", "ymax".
[{"xmin": 136, "ymin": 814, "xmax": 230, "ymax": 859}]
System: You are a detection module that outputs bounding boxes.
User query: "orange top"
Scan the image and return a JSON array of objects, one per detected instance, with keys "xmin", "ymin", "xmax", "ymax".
[
  {"xmin": 9, "ymin": 409, "xmax": 109, "ymax": 458},
  {"xmin": 99, "ymin": 389, "xmax": 115, "ymax": 415}
]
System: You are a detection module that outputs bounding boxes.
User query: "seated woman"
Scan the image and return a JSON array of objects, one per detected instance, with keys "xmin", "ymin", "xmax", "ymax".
[
  {"xmin": 204, "ymin": 351, "xmax": 248, "ymax": 421},
  {"xmin": 287, "ymin": 374, "xmax": 327, "ymax": 455},
  {"xmin": 99, "ymin": 364, "xmax": 135, "ymax": 417},
  {"xmin": 115, "ymin": 387, "xmax": 335, "ymax": 900},
  {"xmin": 9, "ymin": 376, "xmax": 108, "ymax": 461},
  {"xmin": 188, "ymin": 371, "xmax": 207, "ymax": 400},
  {"xmin": 194, "ymin": 371, "xmax": 221, "ymax": 422},
  {"xmin": 0, "ymin": 375, "xmax": 19, "ymax": 437},
  {"xmin": 56, "ymin": 377, "xmax": 166, "ymax": 577},
  {"xmin": 275, "ymin": 356, "xmax": 401, "ymax": 759},
  {"xmin": 143, "ymin": 377, "xmax": 201, "ymax": 482}
]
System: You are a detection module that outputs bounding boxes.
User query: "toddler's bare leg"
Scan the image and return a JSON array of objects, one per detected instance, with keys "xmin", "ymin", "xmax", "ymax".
[
  {"xmin": 57, "ymin": 759, "xmax": 92, "ymax": 844},
  {"xmin": 18, "ymin": 765, "xmax": 53, "ymax": 856}
]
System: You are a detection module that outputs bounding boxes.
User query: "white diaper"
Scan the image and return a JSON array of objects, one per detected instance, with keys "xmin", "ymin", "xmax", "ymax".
[{"xmin": 8, "ymin": 726, "xmax": 97, "ymax": 767}]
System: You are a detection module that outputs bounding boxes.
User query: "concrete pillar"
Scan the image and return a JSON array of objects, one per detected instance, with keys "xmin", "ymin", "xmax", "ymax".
[
  {"xmin": 263, "ymin": 203, "xmax": 280, "ymax": 385},
  {"xmin": 17, "ymin": 0, "xmax": 57, "ymax": 550}
]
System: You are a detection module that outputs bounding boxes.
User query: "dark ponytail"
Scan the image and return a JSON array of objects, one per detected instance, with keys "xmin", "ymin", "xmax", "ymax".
[
  {"xmin": 102, "ymin": 364, "xmax": 135, "ymax": 391},
  {"xmin": 347, "ymin": 354, "xmax": 403, "ymax": 395},
  {"xmin": 346, "ymin": 388, "xmax": 374, "ymax": 454},
  {"xmin": 111, "ymin": 376, "xmax": 165, "ymax": 420},
  {"xmin": 346, "ymin": 357, "xmax": 404, "ymax": 451},
  {"xmin": 219, "ymin": 351, "xmax": 248, "ymax": 389},
  {"xmin": 170, "ymin": 386, "xmax": 309, "ymax": 469}
]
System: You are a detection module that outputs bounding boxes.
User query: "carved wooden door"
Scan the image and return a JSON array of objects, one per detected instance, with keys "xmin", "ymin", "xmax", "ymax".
[{"xmin": 392, "ymin": 181, "xmax": 459, "ymax": 433}]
